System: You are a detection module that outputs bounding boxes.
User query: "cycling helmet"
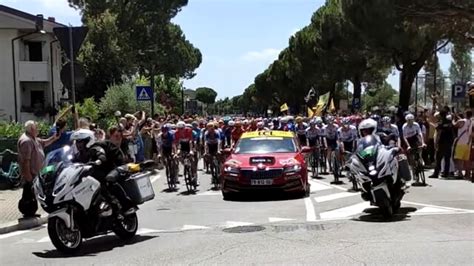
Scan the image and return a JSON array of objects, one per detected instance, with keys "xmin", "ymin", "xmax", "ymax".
[
  {"xmin": 70, "ymin": 129, "xmax": 96, "ymax": 148},
  {"xmin": 405, "ymin": 113, "xmax": 415, "ymax": 121},
  {"xmin": 309, "ymin": 119, "xmax": 316, "ymax": 126},
  {"xmin": 177, "ymin": 121, "xmax": 185, "ymax": 129},
  {"xmin": 341, "ymin": 117, "xmax": 351, "ymax": 125},
  {"xmin": 370, "ymin": 114, "xmax": 380, "ymax": 121},
  {"xmin": 326, "ymin": 116, "xmax": 335, "ymax": 123},
  {"xmin": 295, "ymin": 116, "xmax": 303, "ymax": 123},
  {"xmin": 228, "ymin": 120, "xmax": 235, "ymax": 127},
  {"xmin": 191, "ymin": 121, "xmax": 199, "ymax": 128},
  {"xmin": 358, "ymin": 118, "xmax": 378, "ymax": 137},
  {"xmin": 381, "ymin": 116, "xmax": 391, "ymax": 124},
  {"xmin": 185, "ymin": 123, "xmax": 192, "ymax": 128}
]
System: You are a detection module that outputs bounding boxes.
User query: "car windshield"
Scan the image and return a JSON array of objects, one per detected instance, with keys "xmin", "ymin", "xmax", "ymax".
[{"xmin": 234, "ymin": 137, "xmax": 296, "ymax": 154}]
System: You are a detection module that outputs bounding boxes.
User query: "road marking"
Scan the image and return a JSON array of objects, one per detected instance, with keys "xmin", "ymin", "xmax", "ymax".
[
  {"xmin": 308, "ymin": 180, "xmax": 332, "ymax": 191},
  {"xmin": 197, "ymin": 190, "xmax": 221, "ymax": 196},
  {"xmin": 268, "ymin": 217, "xmax": 296, "ymax": 223},
  {"xmin": 150, "ymin": 174, "xmax": 161, "ymax": 183},
  {"xmin": 225, "ymin": 221, "xmax": 254, "ymax": 228},
  {"xmin": 319, "ymin": 202, "xmax": 370, "ymax": 220},
  {"xmin": 136, "ymin": 228, "xmax": 164, "ymax": 235},
  {"xmin": 304, "ymin": 197, "xmax": 317, "ymax": 222},
  {"xmin": 181, "ymin": 225, "xmax": 211, "ymax": 231},
  {"xmin": 402, "ymin": 200, "xmax": 474, "ymax": 213},
  {"xmin": 314, "ymin": 192, "xmax": 358, "ymax": 203},
  {"xmin": 0, "ymin": 230, "xmax": 32, "ymax": 240},
  {"xmin": 312, "ymin": 179, "xmax": 348, "ymax": 191},
  {"xmin": 37, "ymin": 236, "xmax": 50, "ymax": 243}
]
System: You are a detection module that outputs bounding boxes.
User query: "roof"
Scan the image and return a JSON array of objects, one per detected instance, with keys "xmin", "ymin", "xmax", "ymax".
[
  {"xmin": 241, "ymin": 130, "xmax": 294, "ymax": 139},
  {"xmin": 0, "ymin": 4, "xmax": 67, "ymax": 27}
]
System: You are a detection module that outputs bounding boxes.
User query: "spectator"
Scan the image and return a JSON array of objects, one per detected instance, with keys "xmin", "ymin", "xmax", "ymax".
[
  {"xmin": 46, "ymin": 105, "xmax": 78, "ymax": 153},
  {"xmin": 453, "ymin": 110, "xmax": 473, "ymax": 179},
  {"xmin": 17, "ymin": 120, "xmax": 59, "ymax": 217},
  {"xmin": 429, "ymin": 107, "xmax": 455, "ymax": 179}
]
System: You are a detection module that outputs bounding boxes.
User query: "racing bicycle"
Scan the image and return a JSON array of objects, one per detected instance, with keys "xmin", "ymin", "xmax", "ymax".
[
  {"xmin": 330, "ymin": 147, "xmax": 343, "ymax": 185},
  {"xmin": 410, "ymin": 146, "xmax": 426, "ymax": 186},
  {"xmin": 182, "ymin": 153, "xmax": 197, "ymax": 193},
  {"xmin": 209, "ymin": 153, "xmax": 221, "ymax": 189},
  {"xmin": 309, "ymin": 146, "xmax": 320, "ymax": 179},
  {"xmin": 164, "ymin": 154, "xmax": 177, "ymax": 190}
]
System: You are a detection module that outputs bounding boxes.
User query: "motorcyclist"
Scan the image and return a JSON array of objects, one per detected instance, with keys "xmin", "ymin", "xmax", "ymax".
[{"xmin": 70, "ymin": 129, "xmax": 135, "ymax": 215}]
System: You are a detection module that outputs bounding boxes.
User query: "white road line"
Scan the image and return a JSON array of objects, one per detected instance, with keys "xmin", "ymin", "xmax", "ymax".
[
  {"xmin": 304, "ymin": 197, "xmax": 317, "ymax": 222},
  {"xmin": 402, "ymin": 200, "xmax": 474, "ymax": 213},
  {"xmin": 319, "ymin": 202, "xmax": 370, "ymax": 220},
  {"xmin": 181, "ymin": 225, "xmax": 210, "ymax": 231},
  {"xmin": 150, "ymin": 174, "xmax": 161, "ymax": 183},
  {"xmin": 314, "ymin": 192, "xmax": 358, "ymax": 203},
  {"xmin": 197, "ymin": 191, "xmax": 221, "ymax": 196},
  {"xmin": 37, "ymin": 236, "xmax": 50, "ymax": 243},
  {"xmin": 308, "ymin": 180, "xmax": 332, "ymax": 191},
  {"xmin": 225, "ymin": 221, "xmax": 254, "ymax": 228},
  {"xmin": 268, "ymin": 217, "xmax": 295, "ymax": 223},
  {"xmin": 0, "ymin": 230, "xmax": 31, "ymax": 240},
  {"xmin": 313, "ymin": 179, "xmax": 348, "ymax": 191},
  {"xmin": 136, "ymin": 228, "xmax": 165, "ymax": 235}
]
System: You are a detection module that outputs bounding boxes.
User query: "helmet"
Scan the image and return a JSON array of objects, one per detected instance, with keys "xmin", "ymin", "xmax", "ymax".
[
  {"xmin": 295, "ymin": 116, "xmax": 303, "ymax": 123},
  {"xmin": 206, "ymin": 122, "xmax": 214, "ymax": 128},
  {"xmin": 177, "ymin": 121, "xmax": 185, "ymax": 129},
  {"xmin": 191, "ymin": 121, "xmax": 199, "ymax": 128},
  {"xmin": 70, "ymin": 129, "xmax": 96, "ymax": 148},
  {"xmin": 405, "ymin": 114, "xmax": 415, "ymax": 121},
  {"xmin": 161, "ymin": 124, "xmax": 169, "ymax": 131},
  {"xmin": 315, "ymin": 117, "xmax": 323, "ymax": 125},
  {"xmin": 326, "ymin": 116, "xmax": 335, "ymax": 123},
  {"xmin": 228, "ymin": 120, "xmax": 235, "ymax": 127},
  {"xmin": 341, "ymin": 117, "xmax": 351, "ymax": 125},
  {"xmin": 381, "ymin": 116, "xmax": 391, "ymax": 124},
  {"xmin": 243, "ymin": 119, "xmax": 249, "ymax": 125},
  {"xmin": 257, "ymin": 121, "xmax": 264, "ymax": 128},
  {"xmin": 358, "ymin": 118, "xmax": 378, "ymax": 137},
  {"xmin": 371, "ymin": 114, "xmax": 380, "ymax": 121},
  {"xmin": 170, "ymin": 124, "xmax": 177, "ymax": 130},
  {"xmin": 185, "ymin": 123, "xmax": 192, "ymax": 128},
  {"xmin": 309, "ymin": 119, "xmax": 316, "ymax": 126}
]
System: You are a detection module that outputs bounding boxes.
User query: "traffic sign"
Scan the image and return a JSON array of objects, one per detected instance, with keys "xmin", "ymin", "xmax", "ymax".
[
  {"xmin": 352, "ymin": 97, "xmax": 361, "ymax": 109},
  {"xmin": 451, "ymin": 83, "xmax": 466, "ymax": 102},
  {"xmin": 53, "ymin": 27, "xmax": 88, "ymax": 60},
  {"xmin": 136, "ymin": 86, "xmax": 153, "ymax": 102},
  {"xmin": 60, "ymin": 62, "xmax": 86, "ymax": 89}
]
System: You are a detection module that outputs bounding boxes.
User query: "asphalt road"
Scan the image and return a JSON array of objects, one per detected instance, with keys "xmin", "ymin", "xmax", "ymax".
[{"xmin": 1, "ymin": 165, "xmax": 473, "ymax": 265}]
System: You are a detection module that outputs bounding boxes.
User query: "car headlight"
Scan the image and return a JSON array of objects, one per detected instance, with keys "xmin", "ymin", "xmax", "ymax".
[
  {"xmin": 53, "ymin": 184, "xmax": 65, "ymax": 196},
  {"xmin": 224, "ymin": 166, "xmax": 240, "ymax": 177},
  {"xmin": 284, "ymin": 164, "xmax": 302, "ymax": 175}
]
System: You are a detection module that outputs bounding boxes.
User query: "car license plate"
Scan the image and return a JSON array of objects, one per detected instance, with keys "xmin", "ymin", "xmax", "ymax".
[{"xmin": 251, "ymin": 179, "xmax": 273, "ymax": 186}]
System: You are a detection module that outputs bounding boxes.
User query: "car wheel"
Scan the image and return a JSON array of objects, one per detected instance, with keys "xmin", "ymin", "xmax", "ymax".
[{"xmin": 222, "ymin": 191, "xmax": 234, "ymax": 201}]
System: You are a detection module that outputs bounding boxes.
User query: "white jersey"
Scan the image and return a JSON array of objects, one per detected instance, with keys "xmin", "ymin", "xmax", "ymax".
[
  {"xmin": 306, "ymin": 127, "xmax": 320, "ymax": 139},
  {"xmin": 338, "ymin": 125, "xmax": 357, "ymax": 142},
  {"xmin": 380, "ymin": 124, "xmax": 400, "ymax": 138},
  {"xmin": 323, "ymin": 124, "xmax": 339, "ymax": 140},
  {"xmin": 402, "ymin": 122, "xmax": 422, "ymax": 139}
]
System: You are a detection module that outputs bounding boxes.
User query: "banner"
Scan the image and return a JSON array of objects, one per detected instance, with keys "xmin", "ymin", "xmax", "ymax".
[{"xmin": 280, "ymin": 103, "xmax": 289, "ymax": 112}]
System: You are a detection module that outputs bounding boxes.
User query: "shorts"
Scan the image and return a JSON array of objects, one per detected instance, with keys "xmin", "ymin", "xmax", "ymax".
[
  {"xmin": 308, "ymin": 138, "xmax": 319, "ymax": 148},
  {"xmin": 326, "ymin": 138, "xmax": 338, "ymax": 150},
  {"xmin": 297, "ymin": 134, "xmax": 307, "ymax": 145},
  {"xmin": 343, "ymin": 141, "xmax": 354, "ymax": 153},
  {"xmin": 454, "ymin": 143, "xmax": 471, "ymax": 161},
  {"xmin": 207, "ymin": 143, "xmax": 218, "ymax": 155},
  {"xmin": 162, "ymin": 146, "xmax": 173, "ymax": 157}
]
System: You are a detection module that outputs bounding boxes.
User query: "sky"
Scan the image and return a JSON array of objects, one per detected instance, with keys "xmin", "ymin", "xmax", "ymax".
[{"xmin": 2, "ymin": 0, "xmax": 455, "ymax": 99}]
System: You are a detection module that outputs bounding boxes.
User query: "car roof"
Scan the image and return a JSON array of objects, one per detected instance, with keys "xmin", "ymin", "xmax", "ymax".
[{"xmin": 240, "ymin": 130, "xmax": 294, "ymax": 139}]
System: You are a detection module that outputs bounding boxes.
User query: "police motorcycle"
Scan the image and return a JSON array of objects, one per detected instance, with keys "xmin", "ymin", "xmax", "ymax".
[
  {"xmin": 348, "ymin": 133, "xmax": 409, "ymax": 219},
  {"xmin": 33, "ymin": 146, "xmax": 155, "ymax": 253}
]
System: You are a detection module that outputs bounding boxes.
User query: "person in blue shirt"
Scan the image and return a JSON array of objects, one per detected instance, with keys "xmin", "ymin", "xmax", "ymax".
[{"xmin": 46, "ymin": 105, "xmax": 78, "ymax": 153}]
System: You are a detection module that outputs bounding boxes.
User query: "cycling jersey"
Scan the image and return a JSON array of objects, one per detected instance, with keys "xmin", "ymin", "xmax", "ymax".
[
  {"xmin": 192, "ymin": 128, "xmax": 201, "ymax": 143},
  {"xmin": 379, "ymin": 124, "xmax": 400, "ymax": 138},
  {"xmin": 402, "ymin": 122, "xmax": 422, "ymax": 148},
  {"xmin": 338, "ymin": 125, "xmax": 357, "ymax": 142},
  {"xmin": 323, "ymin": 124, "xmax": 339, "ymax": 140},
  {"xmin": 295, "ymin": 123, "xmax": 308, "ymax": 145},
  {"xmin": 160, "ymin": 132, "xmax": 175, "ymax": 156},
  {"xmin": 175, "ymin": 128, "xmax": 193, "ymax": 153},
  {"xmin": 205, "ymin": 130, "xmax": 220, "ymax": 155},
  {"xmin": 306, "ymin": 127, "xmax": 321, "ymax": 147}
]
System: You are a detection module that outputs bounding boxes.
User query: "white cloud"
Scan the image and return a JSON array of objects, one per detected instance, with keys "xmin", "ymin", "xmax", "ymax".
[{"xmin": 241, "ymin": 48, "xmax": 281, "ymax": 62}]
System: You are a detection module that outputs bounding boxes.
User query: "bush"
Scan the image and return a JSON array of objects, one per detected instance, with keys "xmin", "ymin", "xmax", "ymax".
[{"xmin": 0, "ymin": 121, "xmax": 50, "ymax": 139}]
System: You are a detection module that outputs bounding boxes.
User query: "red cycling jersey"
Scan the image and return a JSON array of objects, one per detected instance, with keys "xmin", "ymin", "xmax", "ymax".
[
  {"xmin": 174, "ymin": 128, "xmax": 193, "ymax": 143},
  {"xmin": 231, "ymin": 127, "xmax": 245, "ymax": 143}
]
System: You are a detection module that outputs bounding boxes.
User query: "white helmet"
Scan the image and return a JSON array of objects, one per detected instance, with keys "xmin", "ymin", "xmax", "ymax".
[
  {"xmin": 405, "ymin": 114, "xmax": 415, "ymax": 121},
  {"xmin": 70, "ymin": 129, "xmax": 96, "ymax": 148},
  {"xmin": 257, "ymin": 121, "xmax": 264, "ymax": 128},
  {"xmin": 280, "ymin": 116, "xmax": 289, "ymax": 123},
  {"xmin": 358, "ymin": 118, "xmax": 378, "ymax": 137},
  {"xmin": 228, "ymin": 120, "xmax": 235, "ymax": 126},
  {"xmin": 177, "ymin": 121, "xmax": 185, "ymax": 129}
]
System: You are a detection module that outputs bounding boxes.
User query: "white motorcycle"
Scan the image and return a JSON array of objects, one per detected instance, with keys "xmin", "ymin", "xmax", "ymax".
[
  {"xmin": 348, "ymin": 136, "xmax": 408, "ymax": 219},
  {"xmin": 34, "ymin": 146, "xmax": 155, "ymax": 253}
]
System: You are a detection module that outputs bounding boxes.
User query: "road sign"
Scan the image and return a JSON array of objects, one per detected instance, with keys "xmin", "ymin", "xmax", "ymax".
[
  {"xmin": 451, "ymin": 83, "xmax": 466, "ymax": 102},
  {"xmin": 53, "ymin": 27, "xmax": 88, "ymax": 60},
  {"xmin": 136, "ymin": 86, "xmax": 153, "ymax": 102},
  {"xmin": 60, "ymin": 62, "xmax": 86, "ymax": 89}
]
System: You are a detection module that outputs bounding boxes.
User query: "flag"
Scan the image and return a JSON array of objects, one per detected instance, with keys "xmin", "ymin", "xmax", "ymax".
[
  {"xmin": 314, "ymin": 98, "xmax": 325, "ymax": 116},
  {"xmin": 329, "ymin": 98, "xmax": 335, "ymax": 112},
  {"xmin": 280, "ymin": 103, "xmax": 289, "ymax": 112},
  {"xmin": 308, "ymin": 107, "xmax": 314, "ymax": 118}
]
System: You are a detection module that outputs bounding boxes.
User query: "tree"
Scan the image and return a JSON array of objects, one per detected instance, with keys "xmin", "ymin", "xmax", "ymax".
[
  {"xmin": 449, "ymin": 43, "xmax": 473, "ymax": 84},
  {"xmin": 195, "ymin": 87, "xmax": 218, "ymax": 105},
  {"xmin": 362, "ymin": 82, "xmax": 398, "ymax": 111},
  {"xmin": 341, "ymin": 0, "xmax": 451, "ymax": 111}
]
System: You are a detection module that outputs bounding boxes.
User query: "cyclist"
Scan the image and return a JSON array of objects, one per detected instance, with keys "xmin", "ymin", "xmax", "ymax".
[
  {"xmin": 323, "ymin": 116, "xmax": 340, "ymax": 173},
  {"xmin": 158, "ymin": 124, "xmax": 178, "ymax": 183},
  {"xmin": 231, "ymin": 120, "xmax": 245, "ymax": 146},
  {"xmin": 338, "ymin": 117, "xmax": 357, "ymax": 154},
  {"xmin": 175, "ymin": 121, "xmax": 197, "ymax": 182},
  {"xmin": 279, "ymin": 116, "xmax": 290, "ymax": 131},
  {"xmin": 379, "ymin": 116, "xmax": 401, "ymax": 147},
  {"xmin": 402, "ymin": 114, "xmax": 426, "ymax": 168},
  {"xmin": 295, "ymin": 116, "xmax": 308, "ymax": 146},
  {"xmin": 204, "ymin": 122, "xmax": 222, "ymax": 181}
]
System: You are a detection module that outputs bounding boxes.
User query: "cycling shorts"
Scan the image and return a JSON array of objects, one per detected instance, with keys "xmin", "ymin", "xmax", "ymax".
[
  {"xmin": 343, "ymin": 141, "xmax": 354, "ymax": 153},
  {"xmin": 326, "ymin": 138, "xmax": 338, "ymax": 150}
]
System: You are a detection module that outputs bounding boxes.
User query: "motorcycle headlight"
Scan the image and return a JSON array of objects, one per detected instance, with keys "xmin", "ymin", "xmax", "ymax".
[{"xmin": 53, "ymin": 184, "xmax": 66, "ymax": 196}]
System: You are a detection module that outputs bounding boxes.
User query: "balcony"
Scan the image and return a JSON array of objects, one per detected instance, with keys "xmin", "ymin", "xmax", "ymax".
[{"xmin": 18, "ymin": 61, "xmax": 49, "ymax": 82}]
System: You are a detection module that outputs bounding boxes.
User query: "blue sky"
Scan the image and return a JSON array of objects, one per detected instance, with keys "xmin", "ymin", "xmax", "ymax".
[{"xmin": 3, "ymin": 0, "xmax": 454, "ymax": 99}]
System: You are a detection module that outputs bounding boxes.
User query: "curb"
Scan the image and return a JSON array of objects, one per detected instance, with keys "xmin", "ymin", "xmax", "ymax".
[{"xmin": 0, "ymin": 215, "xmax": 48, "ymax": 235}]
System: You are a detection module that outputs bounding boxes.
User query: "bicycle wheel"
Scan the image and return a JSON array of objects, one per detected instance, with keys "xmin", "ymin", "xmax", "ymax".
[
  {"xmin": 311, "ymin": 151, "xmax": 318, "ymax": 178},
  {"xmin": 418, "ymin": 158, "xmax": 426, "ymax": 185},
  {"xmin": 165, "ymin": 160, "xmax": 173, "ymax": 190},
  {"xmin": 184, "ymin": 165, "xmax": 192, "ymax": 192},
  {"xmin": 331, "ymin": 151, "xmax": 340, "ymax": 183}
]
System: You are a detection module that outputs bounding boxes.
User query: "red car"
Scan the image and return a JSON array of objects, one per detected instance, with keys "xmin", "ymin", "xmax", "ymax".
[{"xmin": 221, "ymin": 130, "xmax": 311, "ymax": 200}]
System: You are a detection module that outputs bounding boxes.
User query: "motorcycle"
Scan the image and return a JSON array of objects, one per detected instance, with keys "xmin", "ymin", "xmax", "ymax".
[
  {"xmin": 348, "ymin": 135, "xmax": 408, "ymax": 219},
  {"xmin": 33, "ymin": 146, "xmax": 155, "ymax": 253}
]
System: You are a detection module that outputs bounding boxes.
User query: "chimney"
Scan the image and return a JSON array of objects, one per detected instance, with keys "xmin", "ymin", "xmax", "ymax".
[{"xmin": 48, "ymin": 17, "xmax": 55, "ymax": 22}]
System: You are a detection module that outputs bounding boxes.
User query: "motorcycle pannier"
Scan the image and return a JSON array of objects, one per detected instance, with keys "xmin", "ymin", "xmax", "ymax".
[{"xmin": 123, "ymin": 172, "xmax": 155, "ymax": 204}]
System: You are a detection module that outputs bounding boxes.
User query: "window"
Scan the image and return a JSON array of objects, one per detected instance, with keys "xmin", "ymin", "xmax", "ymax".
[
  {"xmin": 26, "ymin": 42, "xmax": 43, "ymax": 61},
  {"xmin": 30, "ymin": 90, "xmax": 45, "ymax": 108}
]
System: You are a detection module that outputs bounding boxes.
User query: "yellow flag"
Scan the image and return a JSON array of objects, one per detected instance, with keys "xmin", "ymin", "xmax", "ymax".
[
  {"xmin": 329, "ymin": 99, "xmax": 336, "ymax": 112},
  {"xmin": 314, "ymin": 98, "xmax": 325, "ymax": 116},
  {"xmin": 307, "ymin": 107, "xmax": 314, "ymax": 118},
  {"xmin": 280, "ymin": 103, "xmax": 289, "ymax": 112}
]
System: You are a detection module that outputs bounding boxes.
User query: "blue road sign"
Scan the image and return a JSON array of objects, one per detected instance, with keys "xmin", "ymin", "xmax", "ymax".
[
  {"xmin": 451, "ymin": 83, "xmax": 466, "ymax": 102},
  {"xmin": 136, "ymin": 86, "xmax": 153, "ymax": 102}
]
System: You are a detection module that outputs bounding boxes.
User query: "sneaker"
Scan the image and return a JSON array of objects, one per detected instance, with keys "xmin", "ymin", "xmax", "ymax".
[{"xmin": 428, "ymin": 174, "xmax": 438, "ymax": 179}]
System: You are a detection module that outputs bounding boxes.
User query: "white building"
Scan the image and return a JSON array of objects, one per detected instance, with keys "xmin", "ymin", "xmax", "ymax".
[{"xmin": 0, "ymin": 5, "xmax": 66, "ymax": 122}]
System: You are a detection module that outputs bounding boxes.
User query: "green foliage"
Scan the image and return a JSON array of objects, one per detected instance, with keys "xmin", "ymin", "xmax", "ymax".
[
  {"xmin": 99, "ymin": 82, "xmax": 151, "ymax": 116},
  {"xmin": 195, "ymin": 87, "xmax": 218, "ymax": 105},
  {"xmin": 449, "ymin": 43, "xmax": 473, "ymax": 83},
  {"xmin": 362, "ymin": 82, "xmax": 398, "ymax": 111},
  {"xmin": 0, "ymin": 121, "xmax": 50, "ymax": 139},
  {"xmin": 77, "ymin": 97, "xmax": 100, "ymax": 122}
]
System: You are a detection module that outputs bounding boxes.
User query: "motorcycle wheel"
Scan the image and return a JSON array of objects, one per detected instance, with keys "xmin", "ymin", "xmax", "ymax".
[
  {"xmin": 381, "ymin": 198, "xmax": 394, "ymax": 219},
  {"xmin": 113, "ymin": 212, "xmax": 138, "ymax": 241},
  {"xmin": 48, "ymin": 217, "xmax": 82, "ymax": 254}
]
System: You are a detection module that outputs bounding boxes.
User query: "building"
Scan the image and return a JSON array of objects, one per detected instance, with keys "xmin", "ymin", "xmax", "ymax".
[{"xmin": 0, "ymin": 5, "xmax": 66, "ymax": 122}]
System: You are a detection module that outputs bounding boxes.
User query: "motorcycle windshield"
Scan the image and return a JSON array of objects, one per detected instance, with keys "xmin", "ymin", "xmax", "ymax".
[
  {"xmin": 357, "ymin": 145, "xmax": 377, "ymax": 163},
  {"xmin": 41, "ymin": 146, "xmax": 74, "ymax": 175}
]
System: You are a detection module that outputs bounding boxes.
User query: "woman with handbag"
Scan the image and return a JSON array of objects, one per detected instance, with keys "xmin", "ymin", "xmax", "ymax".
[{"xmin": 453, "ymin": 110, "xmax": 473, "ymax": 180}]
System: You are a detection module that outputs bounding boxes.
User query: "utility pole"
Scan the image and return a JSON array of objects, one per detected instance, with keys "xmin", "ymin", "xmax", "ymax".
[{"xmin": 68, "ymin": 25, "xmax": 76, "ymax": 105}]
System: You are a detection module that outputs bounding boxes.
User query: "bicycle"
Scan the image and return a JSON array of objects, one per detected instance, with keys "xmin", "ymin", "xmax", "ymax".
[
  {"xmin": 409, "ymin": 146, "xmax": 426, "ymax": 186},
  {"xmin": 0, "ymin": 150, "xmax": 21, "ymax": 188},
  {"xmin": 330, "ymin": 147, "xmax": 343, "ymax": 185},
  {"xmin": 342, "ymin": 151, "xmax": 358, "ymax": 191},
  {"xmin": 164, "ymin": 154, "xmax": 177, "ymax": 190},
  {"xmin": 319, "ymin": 147, "xmax": 328, "ymax": 175},
  {"xmin": 209, "ymin": 153, "xmax": 221, "ymax": 189},
  {"xmin": 182, "ymin": 153, "xmax": 197, "ymax": 193},
  {"xmin": 309, "ymin": 146, "xmax": 320, "ymax": 179}
]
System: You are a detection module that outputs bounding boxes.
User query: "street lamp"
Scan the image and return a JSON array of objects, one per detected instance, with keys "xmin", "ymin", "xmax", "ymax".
[{"xmin": 11, "ymin": 21, "xmax": 46, "ymax": 121}]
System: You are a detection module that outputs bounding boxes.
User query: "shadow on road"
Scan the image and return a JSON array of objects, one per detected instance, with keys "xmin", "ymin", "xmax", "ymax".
[
  {"xmin": 161, "ymin": 187, "xmax": 179, "ymax": 193},
  {"xmin": 178, "ymin": 190, "xmax": 197, "ymax": 196},
  {"xmin": 225, "ymin": 192, "xmax": 303, "ymax": 202},
  {"xmin": 353, "ymin": 207, "xmax": 418, "ymax": 223},
  {"xmin": 32, "ymin": 235, "xmax": 156, "ymax": 258}
]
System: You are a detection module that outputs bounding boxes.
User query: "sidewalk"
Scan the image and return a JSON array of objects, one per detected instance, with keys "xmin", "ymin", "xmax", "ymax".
[{"xmin": 0, "ymin": 188, "xmax": 46, "ymax": 234}]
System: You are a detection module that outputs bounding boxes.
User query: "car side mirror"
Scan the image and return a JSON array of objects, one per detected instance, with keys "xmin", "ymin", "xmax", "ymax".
[{"xmin": 301, "ymin": 146, "xmax": 312, "ymax": 154}]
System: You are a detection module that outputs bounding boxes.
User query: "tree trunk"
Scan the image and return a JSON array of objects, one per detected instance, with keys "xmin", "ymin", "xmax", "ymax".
[
  {"xmin": 352, "ymin": 75, "xmax": 362, "ymax": 112},
  {"xmin": 399, "ymin": 67, "xmax": 418, "ymax": 112}
]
